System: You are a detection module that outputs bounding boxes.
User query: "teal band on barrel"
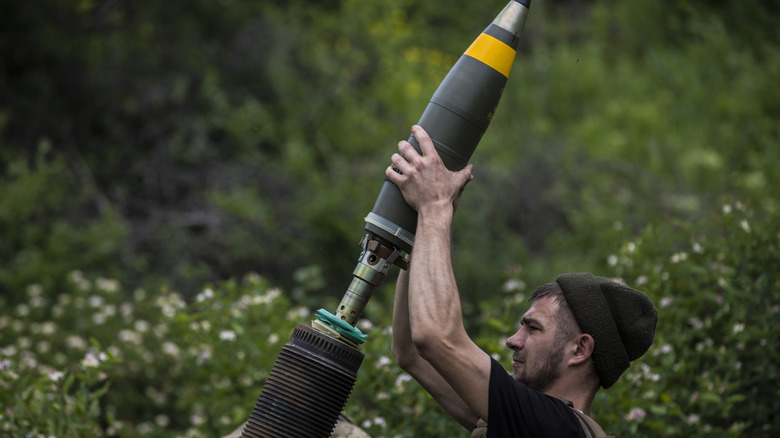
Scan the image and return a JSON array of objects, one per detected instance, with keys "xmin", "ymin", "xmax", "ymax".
[{"xmin": 315, "ymin": 309, "xmax": 368, "ymax": 344}]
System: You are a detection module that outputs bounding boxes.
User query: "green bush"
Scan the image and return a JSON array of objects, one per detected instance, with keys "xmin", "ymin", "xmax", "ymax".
[
  {"xmin": 0, "ymin": 272, "xmax": 300, "ymax": 437},
  {"xmin": 2, "ymin": 202, "xmax": 777, "ymax": 437},
  {"xmin": 593, "ymin": 202, "xmax": 780, "ymax": 436},
  {"xmin": 2, "ymin": 1, "xmax": 779, "ymax": 436}
]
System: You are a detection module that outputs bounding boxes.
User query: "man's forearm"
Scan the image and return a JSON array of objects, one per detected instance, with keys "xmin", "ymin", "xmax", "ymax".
[
  {"xmin": 407, "ymin": 205, "xmax": 466, "ymax": 350},
  {"xmin": 391, "ymin": 259, "xmax": 481, "ymax": 430},
  {"xmin": 391, "ymin": 268, "xmax": 418, "ymax": 367},
  {"xmin": 385, "ymin": 125, "xmax": 490, "ymax": 421}
]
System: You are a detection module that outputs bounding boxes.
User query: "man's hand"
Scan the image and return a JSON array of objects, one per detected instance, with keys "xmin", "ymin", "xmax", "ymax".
[{"xmin": 385, "ymin": 125, "xmax": 474, "ymax": 215}]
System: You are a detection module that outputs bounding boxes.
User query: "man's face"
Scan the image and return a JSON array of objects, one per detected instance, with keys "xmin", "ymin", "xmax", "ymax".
[{"xmin": 505, "ymin": 296, "xmax": 567, "ymax": 393}]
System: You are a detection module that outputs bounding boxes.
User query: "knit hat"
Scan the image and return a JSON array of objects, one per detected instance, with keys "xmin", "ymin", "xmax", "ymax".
[{"xmin": 555, "ymin": 273, "xmax": 658, "ymax": 389}]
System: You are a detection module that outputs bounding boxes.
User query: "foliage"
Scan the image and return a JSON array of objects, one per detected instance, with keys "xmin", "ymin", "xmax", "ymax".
[
  {"xmin": 2, "ymin": 0, "xmax": 778, "ymax": 303},
  {"xmin": 0, "ymin": 272, "xmax": 298, "ymax": 437},
  {"xmin": 593, "ymin": 202, "xmax": 780, "ymax": 436},
  {"xmin": 0, "ymin": 143, "xmax": 129, "ymax": 301},
  {"xmin": 1, "ymin": 0, "xmax": 780, "ymax": 436},
  {"xmin": 2, "ymin": 202, "xmax": 778, "ymax": 437}
]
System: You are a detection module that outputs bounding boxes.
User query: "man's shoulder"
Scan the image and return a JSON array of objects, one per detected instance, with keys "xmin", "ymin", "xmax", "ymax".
[
  {"xmin": 567, "ymin": 408, "xmax": 614, "ymax": 438},
  {"xmin": 486, "ymin": 358, "xmax": 585, "ymax": 437}
]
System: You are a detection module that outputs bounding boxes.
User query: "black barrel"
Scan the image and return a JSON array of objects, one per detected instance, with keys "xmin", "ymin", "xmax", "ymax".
[{"xmin": 242, "ymin": 324, "xmax": 364, "ymax": 438}]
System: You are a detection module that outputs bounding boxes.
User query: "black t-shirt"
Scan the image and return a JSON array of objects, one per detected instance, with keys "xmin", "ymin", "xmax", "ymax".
[{"xmin": 487, "ymin": 358, "xmax": 586, "ymax": 438}]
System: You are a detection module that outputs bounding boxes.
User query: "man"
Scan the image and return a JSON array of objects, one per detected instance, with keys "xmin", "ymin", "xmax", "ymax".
[{"xmin": 387, "ymin": 125, "xmax": 658, "ymax": 437}]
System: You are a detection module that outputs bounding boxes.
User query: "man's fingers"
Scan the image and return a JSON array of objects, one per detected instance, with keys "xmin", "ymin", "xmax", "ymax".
[
  {"xmin": 411, "ymin": 125, "xmax": 436, "ymax": 156},
  {"xmin": 397, "ymin": 140, "xmax": 419, "ymax": 163},
  {"xmin": 386, "ymin": 164, "xmax": 402, "ymax": 183},
  {"xmin": 457, "ymin": 163, "xmax": 474, "ymax": 185},
  {"xmin": 452, "ymin": 164, "xmax": 474, "ymax": 212},
  {"xmin": 390, "ymin": 152, "xmax": 410, "ymax": 175}
]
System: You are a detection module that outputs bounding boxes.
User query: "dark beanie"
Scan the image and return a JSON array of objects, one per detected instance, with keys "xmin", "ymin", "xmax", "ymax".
[{"xmin": 556, "ymin": 272, "xmax": 658, "ymax": 389}]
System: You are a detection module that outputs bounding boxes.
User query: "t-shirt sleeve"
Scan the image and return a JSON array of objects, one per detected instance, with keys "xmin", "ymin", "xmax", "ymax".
[{"xmin": 486, "ymin": 358, "xmax": 585, "ymax": 438}]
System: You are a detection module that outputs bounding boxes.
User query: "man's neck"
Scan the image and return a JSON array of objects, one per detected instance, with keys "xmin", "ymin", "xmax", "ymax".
[{"xmin": 544, "ymin": 375, "xmax": 597, "ymax": 416}]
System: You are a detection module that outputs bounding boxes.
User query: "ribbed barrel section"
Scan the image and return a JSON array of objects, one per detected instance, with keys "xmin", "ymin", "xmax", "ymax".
[{"xmin": 242, "ymin": 324, "xmax": 365, "ymax": 438}]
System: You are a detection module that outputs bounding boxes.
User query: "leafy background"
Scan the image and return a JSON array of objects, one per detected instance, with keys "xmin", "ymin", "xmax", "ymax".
[{"xmin": 1, "ymin": 0, "xmax": 778, "ymax": 436}]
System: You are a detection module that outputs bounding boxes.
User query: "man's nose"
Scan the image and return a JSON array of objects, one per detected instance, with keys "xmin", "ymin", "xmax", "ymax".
[{"xmin": 506, "ymin": 330, "xmax": 524, "ymax": 350}]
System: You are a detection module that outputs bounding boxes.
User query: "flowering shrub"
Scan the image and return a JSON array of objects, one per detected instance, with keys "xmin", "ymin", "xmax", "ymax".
[
  {"xmin": 1, "ymin": 202, "xmax": 777, "ymax": 437},
  {"xmin": 0, "ymin": 272, "xmax": 303, "ymax": 437},
  {"xmin": 592, "ymin": 202, "xmax": 780, "ymax": 436}
]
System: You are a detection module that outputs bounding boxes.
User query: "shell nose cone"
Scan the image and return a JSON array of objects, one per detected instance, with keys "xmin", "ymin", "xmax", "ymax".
[{"xmin": 493, "ymin": 0, "xmax": 531, "ymax": 35}]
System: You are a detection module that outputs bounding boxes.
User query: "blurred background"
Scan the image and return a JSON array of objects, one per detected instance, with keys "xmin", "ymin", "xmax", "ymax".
[{"xmin": 1, "ymin": 0, "xmax": 778, "ymax": 436}]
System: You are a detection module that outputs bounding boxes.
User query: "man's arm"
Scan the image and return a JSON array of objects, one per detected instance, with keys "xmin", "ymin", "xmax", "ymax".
[
  {"xmin": 386, "ymin": 125, "xmax": 492, "ymax": 422},
  {"xmin": 392, "ymin": 267, "xmax": 480, "ymax": 430}
]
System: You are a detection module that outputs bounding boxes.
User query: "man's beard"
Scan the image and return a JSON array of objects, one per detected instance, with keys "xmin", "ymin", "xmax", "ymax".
[{"xmin": 514, "ymin": 343, "xmax": 565, "ymax": 393}]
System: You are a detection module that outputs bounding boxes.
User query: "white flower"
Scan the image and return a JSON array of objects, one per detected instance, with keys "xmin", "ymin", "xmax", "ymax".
[
  {"xmin": 162, "ymin": 342, "xmax": 181, "ymax": 357},
  {"xmin": 194, "ymin": 345, "xmax": 213, "ymax": 364},
  {"xmin": 92, "ymin": 313, "xmax": 106, "ymax": 325},
  {"xmin": 739, "ymin": 219, "xmax": 751, "ymax": 233},
  {"xmin": 89, "ymin": 295, "xmax": 105, "ymax": 308},
  {"xmin": 96, "ymin": 277, "xmax": 119, "ymax": 293},
  {"xmin": 29, "ymin": 296, "xmax": 45, "ymax": 308},
  {"xmin": 120, "ymin": 302, "xmax": 134, "ymax": 318},
  {"xmin": 82, "ymin": 353, "xmax": 101, "ymax": 368},
  {"xmin": 70, "ymin": 270, "xmax": 91, "ymax": 291},
  {"xmin": 503, "ymin": 278, "xmax": 526, "ymax": 292},
  {"xmin": 375, "ymin": 356, "xmax": 392, "ymax": 368},
  {"xmin": 67, "ymin": 335, "xmax": 88, "ymax": 350},
  {"xmin": 286, "ymin": 306, "xmax": 310, "ymax": 320},
  {"xmin": 219, "ymin": 330, "xmax": 237, "ymax": 341},
  {"xmin": 49, "ymin": 370, "xmax": 64, "ymax": 382},
  {"xmin": 134, "ymin": 320, "xmax": 150, "ymax": 332},
  {"xmin": 16, "ymin": 304, "xmax": 29, "ymax": 317},
  {"xmin": 119, "ymin": 329, "xmax": 141, "ymax": 344},
  {"xmin": 395, "ymin": 373, "xmax": 412, "ymax": 387},
  {"xmin": 626, "ymin": 407, "xmax": 646, "ymax": 421},
  {"xmin": 252, "ymin": 288, "xmax": 281, "ymax": 305},
  {"xmin": 40, "ymin": 321, "xmax": 56, "ymax": 335},
  {"xmin": 267, "ymin": 333, "xmax": 279, "ymax": 345},
  {"xmin": 37, "ymin": 341, "xmax": 51, "ymax": 354},
  {"xmin": 26, "ymin": 284, "xmax": 43, "ymax": 297},
  {"xmin": 196, "ymin": 288, "xmax": 215, "ymax": 302},
  {"xmin": 155, "ymin": 415, "xmax": 170, "ymax": 427},
  {"xmin": 732, "ymin": 322, "xmax": 745, "ymax": 334},
  {"xmin": 687, "ymin": 317, "xmax": 704, "ymax": 330},
  {"xmin": 607, "ymin": 255, "xmax": 618, "ymax": 267}
]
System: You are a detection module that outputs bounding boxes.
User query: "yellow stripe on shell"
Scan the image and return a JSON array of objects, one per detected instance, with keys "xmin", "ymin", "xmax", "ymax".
[{"xmin": 463, "ymin": 33, "xmax": 516, "ymax": 78}]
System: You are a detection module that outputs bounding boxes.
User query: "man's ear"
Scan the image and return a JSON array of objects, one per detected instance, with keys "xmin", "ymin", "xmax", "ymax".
[{"xmin": 568, "ymin": 333, "xmax": 595, "ymax": 366}]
